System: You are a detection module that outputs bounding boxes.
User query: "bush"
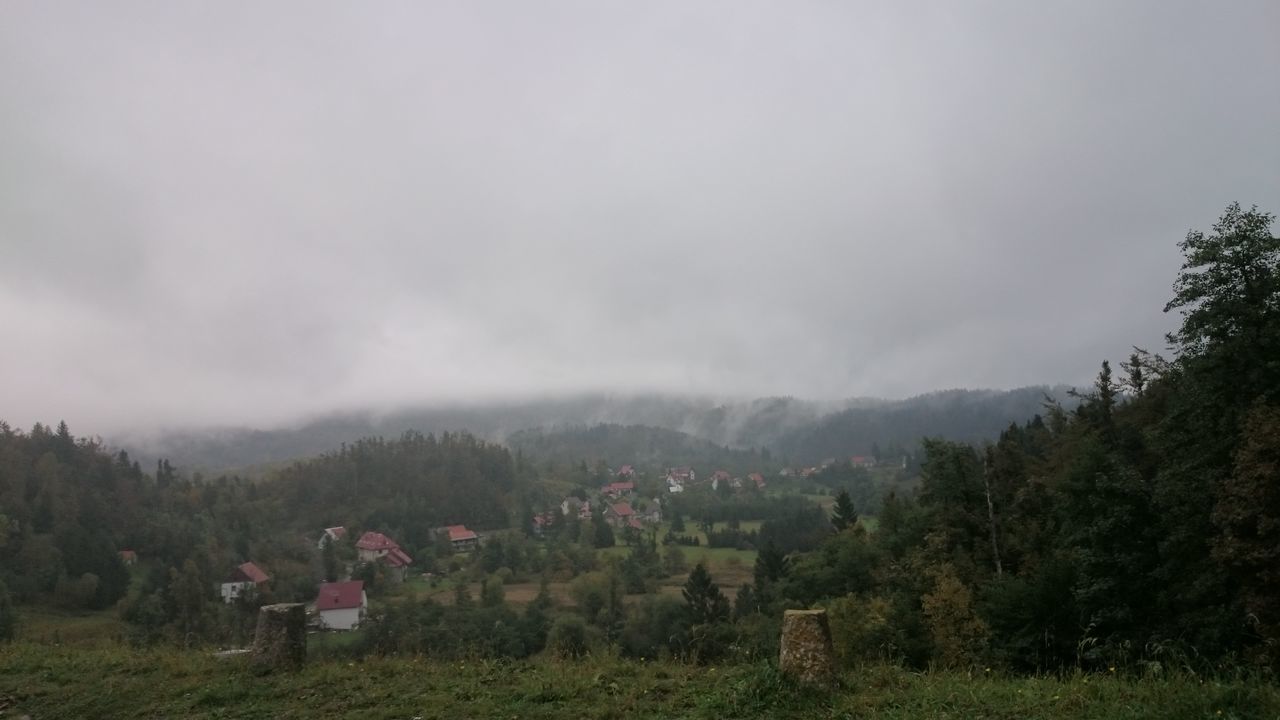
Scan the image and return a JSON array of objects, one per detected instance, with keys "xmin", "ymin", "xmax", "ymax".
[{"xmin": 547, "ymin": 615, "xmax": 590, "ymax": 659}]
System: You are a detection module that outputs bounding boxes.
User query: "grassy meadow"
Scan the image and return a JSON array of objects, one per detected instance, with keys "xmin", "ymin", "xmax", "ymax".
[{"xmin": 3, "ymin": 639, "xmax": 1278, "ymax": 720}]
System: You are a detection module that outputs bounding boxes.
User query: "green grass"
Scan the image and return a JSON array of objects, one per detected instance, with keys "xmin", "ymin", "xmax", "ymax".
[
  {"xmin": 2, "ymin": 642, "xmax": 1277, "ymax": 719},
  {"xmin": 12, "ymin": 605, "xmax": 128, "ymax": 646}
]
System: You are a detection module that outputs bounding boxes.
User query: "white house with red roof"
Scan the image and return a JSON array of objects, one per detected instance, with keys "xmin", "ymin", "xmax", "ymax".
[
  {"xmin": 850, "ymin": 455, "xmax": 877, "ymax": 468},
  {"xmin": 315, "ymin": 580, "xmax": 367, "ymax": 630},
  {"xmin": 444, "ymin": 524, "xmax": 479, "ymax": 552},
  {"xmin": 616, "ymin": 465, "xmax": 635, "ymax": 478},
  {"xmin": 355, "ymin": 531, "xmax": 400, "ymax": 563},
  {"xmin": 220, "ymin": 561, "xmax": 269, "ymax": 604},
  {"xmin": 749, "ymin": 472, "xmax": 766, "ymax": 490}
]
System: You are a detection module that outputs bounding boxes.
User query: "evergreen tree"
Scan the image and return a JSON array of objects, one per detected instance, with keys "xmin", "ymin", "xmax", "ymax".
[
  {"xmin": 831, "ymin": 490, "xmax": 858, "ymax": 531},
  {"xmin": 682, "ymin": 563, "xmax": 730, "ymax": 626},
  {"xmin": 591, "ymin": 505, "xmax": 615, "ymax": 548}
]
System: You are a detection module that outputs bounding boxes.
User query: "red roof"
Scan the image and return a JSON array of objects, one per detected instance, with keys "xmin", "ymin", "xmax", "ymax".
[
  {"xmin": 627, "ymin": 517, "xmax": 643, "ymax": 530},
  {"xmin": 234, "ymin": 561, "xmax": 269, "ymax": 584},
  {"xmin": 617, "ymin": 465, "xmax": 634, "ymax": 476},
  {"xmin": 356, "ymin": 531, "xmax": 400, "ymax": 551},
  {"xmin": 611, "ymin": 502, "xmax": 635, "ymax": 517},
  {"xmin": 315, "ymin": 580, "xmax": 365, "ymax": 611},
  {"xmin": 325, "ymin": 526, "xmax": 347, "ymax": 539},
  {"xmin": 383, "ymin": 547, "xmax": 413, "ymax": 568},
  {"xmin": 712, "ymin": 470, "xmax": 731, "ymax": 481},
  {"xmin": 603, "ymin": 481, "xmax": 635, "ymax": 493},
  {"xmin": 446, "ymin": 525, "xmax": 478, "ymax": 542},
  {"xmin": 118, "ymin": 550, "xmax": 137, "ymax": 561}
]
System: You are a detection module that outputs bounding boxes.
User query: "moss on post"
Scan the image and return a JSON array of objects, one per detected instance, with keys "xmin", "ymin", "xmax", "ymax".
[
  {"xmin": 779, "ymin": 608, "xmax": 837, "ymax": 688},
  {"xmin": 251, "ymin": 603, "xmax": 305, "ymax": 672}
]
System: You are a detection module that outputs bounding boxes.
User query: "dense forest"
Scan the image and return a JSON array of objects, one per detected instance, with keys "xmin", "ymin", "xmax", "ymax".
[{"xmin": 1, "ymin": 204, "xmax": 1276, "ymax": 674}]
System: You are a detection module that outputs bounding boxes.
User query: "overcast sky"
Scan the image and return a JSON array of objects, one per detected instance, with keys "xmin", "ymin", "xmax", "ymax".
[{"xmin": 2, "ymin": 1, "xmax": 1277, "ymax": 434}]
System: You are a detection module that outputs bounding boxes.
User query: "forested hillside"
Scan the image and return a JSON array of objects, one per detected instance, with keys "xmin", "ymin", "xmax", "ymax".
[{"xmin": 124, "ymin": 388, "xmax": 1073, "ymax": 474}]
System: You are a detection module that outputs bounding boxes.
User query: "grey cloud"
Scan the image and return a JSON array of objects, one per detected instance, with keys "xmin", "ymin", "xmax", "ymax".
[{"xmin": 1, "ymin": 1, "xmax": 1277, "ymax": 433}]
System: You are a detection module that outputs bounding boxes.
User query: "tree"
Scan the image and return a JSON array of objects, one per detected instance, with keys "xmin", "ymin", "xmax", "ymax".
[
  {"xmin": 682, "ymin": 563, "xmax": 729, "ymax": 626},
  {"xmin": 1212, "ymin": 403, "xmax": 1280, "ymax": 663},
  {"xmin": 831, "ymin": 490, "xmax": 858, "ymax": 531},
  {"xmin": 591, "ymin": 505, "xmax": 615, "ymax": 549},
  {"xmin": 670, "ymin": 510, "xmax": 685, "ymax": 533}
]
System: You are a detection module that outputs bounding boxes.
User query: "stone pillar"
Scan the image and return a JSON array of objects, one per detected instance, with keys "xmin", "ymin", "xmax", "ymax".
[
  {"xmin": 778, "ymin": 609, "xmax": 837, "ymax": 687},
  {"xmin": 251, "ymin": 603, "xmax": 306, "ymax": 672}
]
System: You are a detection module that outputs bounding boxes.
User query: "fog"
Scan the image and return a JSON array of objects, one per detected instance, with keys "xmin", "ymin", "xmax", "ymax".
[{"xmin": 2, "ymin": 1, "xmax": 1277, "ymax": 434}]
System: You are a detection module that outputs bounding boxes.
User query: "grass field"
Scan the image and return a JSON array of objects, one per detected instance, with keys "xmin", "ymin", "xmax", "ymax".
[{"xmin": 2, "ymin": 641, "xmax": 1277, "ymax": 720}]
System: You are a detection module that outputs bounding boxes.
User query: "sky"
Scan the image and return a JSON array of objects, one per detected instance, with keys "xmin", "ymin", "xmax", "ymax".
[{"xmin": 2, "ymin": 1, "xmax": 1278, "ymax": 434}]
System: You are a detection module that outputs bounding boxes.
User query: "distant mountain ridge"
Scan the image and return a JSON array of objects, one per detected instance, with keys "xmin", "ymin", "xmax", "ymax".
[{"xmin": 117, "ymin": 387, "xmax": 1075, "ymax": 474}]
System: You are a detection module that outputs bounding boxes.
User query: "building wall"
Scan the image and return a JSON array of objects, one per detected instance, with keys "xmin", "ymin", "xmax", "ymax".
[
  {"xmin": 220, "ymin": 581, "xmax": 253, "ymax": 604},
  {"xmin": 319, "ymin": 606, "xmax": 363, "ymax": 631}
]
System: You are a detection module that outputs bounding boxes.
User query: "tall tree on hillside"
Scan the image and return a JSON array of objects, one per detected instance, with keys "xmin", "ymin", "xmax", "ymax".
[
  {"xmin": 831, "ymin": 490, "xmax": 858, "ymax": 531},
  {"xmin": 0, "ymin": 578, "xmax": 15, "ymax": 641},
  {"xmin": 682, "ymin": 563, "xmax": 730, "ymax": 626},
  {"xmin": 1155, "ymin": 203, "xmax": 1278, "ymax": 648}
]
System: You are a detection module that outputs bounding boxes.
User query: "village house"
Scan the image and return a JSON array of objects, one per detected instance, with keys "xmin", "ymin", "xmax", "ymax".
[
  {"xmin": 381, "ymin": 546, "xmax": 413, "ymax": 582},
  {"xmin": 666, "ymin": 476, "xmax": 684, "ymax": 493},
  {"xmin": 667, "ymin": 466, "xmax": 696, "ymax": 484},
  {"xmin": 317, "ymin": 526, "xmax": 347, "ymax": 549},
  {"xmin": 532, "ymin": 512, "xmax": 556, "ymax": 536},
  {"xmin": 315, "ymin": 580, "xmax": 367, "ymax": 630},
  {"xmin": 118, "ymin": 549, "xmax": 137, "ymax": 566},
  {"xmin": 355, "ymin": 531, "xmax": 401, "ymax": 563},
  {"xmin": 601, "ymin": 481, "xmax": 635, "ymax": 499},
  {"xmin": 749, "ymin": 472, "xmax": 766, "ymax": 490},
  {"xmin": 444, "ymin": 524, "xmax": 479, "ymax": 552},
  {"xmin": 850, "ymin": 455, "xmax": 877, "ymax": 468},
  {"xmin": 711, "ymin": 470, "xmax": 731, "ymax": 485},
  {"xmin": 220, "ymin": 561, "xmax": 269, "ymax": 604},
  {"xmin": 615, "ymin": 464, "xmax": 635, "ymax": 478},
  {"xmin": 606, "ymin": 501, "xmax": 636, "ymax": 528},
  {"xmin": 561, "ymin": 497, "xmax": 593, "ymax": 520}
]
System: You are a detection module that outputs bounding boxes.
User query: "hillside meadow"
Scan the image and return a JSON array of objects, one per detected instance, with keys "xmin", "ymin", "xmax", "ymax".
[{"xmin": 4, "ymin": 640, "xmax": 1279, "ymax": 720}]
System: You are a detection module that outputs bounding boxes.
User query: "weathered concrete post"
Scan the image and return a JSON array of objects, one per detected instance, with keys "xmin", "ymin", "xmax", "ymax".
[
  {"xmin": 251, "ymin": 603, "xmax": 306, "ymax": 672},
  {"xmin": 779, "ymin": 608, "xmax": 837, "ymax": 687}
]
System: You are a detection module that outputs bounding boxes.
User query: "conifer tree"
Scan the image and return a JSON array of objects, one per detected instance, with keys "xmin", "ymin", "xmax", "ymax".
[{"xmin": 831, "ymin": 490, "xmax": 858, "ymax": 531}]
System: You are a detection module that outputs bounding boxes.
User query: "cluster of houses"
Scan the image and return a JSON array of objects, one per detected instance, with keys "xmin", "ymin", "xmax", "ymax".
[{"xmin": 210, "ymin": 522, "xmax": 484, "ymax": 633}]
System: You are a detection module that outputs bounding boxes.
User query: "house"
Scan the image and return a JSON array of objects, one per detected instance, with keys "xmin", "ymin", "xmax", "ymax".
[
  {"xmin": 749, "ymin": 472, "xmax": 766, "ymax": 490},
  {"xmin": 561, "ymin": 498, "xmax": 593, "ymax": 520},
  {"xmin": 317, "ymin": 526, "xmax": 347, "ymax": 549},
  {"xmin": 711, "ymin": 470, "xmax": 731, "ymax": 485},
  {"xmin": 532, "ymin": 512, "xmax": 555, "ymax": 536},
  {"xmin": 315, "ymin": 580, "xmax": 367, "ymax": 630},
  {"xmin": 381, "ymin": 547, "xmax": 413, "ymax": 582},
  {"xmin": 356, "ymin": 531, "xmax": 402, "ymax": 563},
  {"xmin": 616, "ymin": 465, "xmax": 635, "ymax": 478},
  {"xmin": 601, "ymin": 481, "xmax": 635, "ymax": 499},
  {"xmin": 118, "ymin": 549, "xmax": 137, "ymax": 566},
  {"xmin": 220, "ymin": 561, "xmax": 269, "ymax": 604},
  {"xmin": 667, "ymin": 466, "xmax": 696, "ymax": 484},
  {"xmin": 445, "ymin": 525, "xmax": 479, "ymax": 552},
  {"xmin": 666, "ymin": 476, "xmax": 684, "ymax": 493},
  {"xmin": 607, "ymin": 502, "xmax": 636, "ymax": 528},
  {"xmin": 850, "ymin": 455, "xmax": 877, "ymax": 468},
  {"xmin": 640, "ymin": 498, "xmax": 662, "ymax": 524}
]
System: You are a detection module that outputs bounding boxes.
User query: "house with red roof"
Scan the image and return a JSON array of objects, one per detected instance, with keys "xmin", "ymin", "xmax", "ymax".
[
  {"xmin": 444, "ymin": 524, "xmax": 479, "ymax": 552},
  {"xmin": 118, "ymin": 549, "xmax": 137, "ymax": 566},
  {"xmin": 749, "ymin": 472, "xmax": 766, "ymax": 490},
  {"xmin": 607, "ymin": 502, "xmax": 636, "ymax": 528},
  {"xmin": 220, "ymin": 561, "xmax": 269, "ymax": 604},
  {"xmin": 315, "ymin": 580, "xmax": 367, "ymax": 630},
  {"xmin": 601, "ymin": 481, "xmax": 635, "ymax": 499},
  {"xmin": 616, "ymin": 465, "xmax": 635, "ymax": 478},
  {"xmin": 850, "ymin": 455, "xmax": 877, "ymax": 468},
  {"xmin": 355, "ymin": 531, "xmax": 401, "ymax": 563}
]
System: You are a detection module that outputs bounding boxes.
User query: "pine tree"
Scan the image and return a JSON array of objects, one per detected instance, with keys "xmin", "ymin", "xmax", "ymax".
[
  {"xmin": 831, "ymin": 490, "xmax": 858, "ymax": 531},
  {"xmin": 682, "ymin": 563, "xmax": 730, "ymax": 626},
  {"xmin": 0, "ymin": 578, "xmax": 16, "ymax": 641}
]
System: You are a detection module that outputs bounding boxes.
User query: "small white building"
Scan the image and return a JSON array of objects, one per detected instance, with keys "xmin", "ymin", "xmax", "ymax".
[
  {"xmin": 315, "ymin": 580, "xmax": 367, "ymax": 630},
  {"xmin": 317, "ymin": 526, "xmax": 347, "ymax": 549}
]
